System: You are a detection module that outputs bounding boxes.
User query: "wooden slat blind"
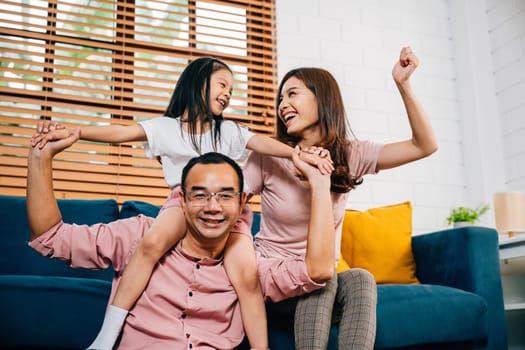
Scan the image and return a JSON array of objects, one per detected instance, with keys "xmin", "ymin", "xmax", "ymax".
[{"xmin": 0, "ymin": 0, "xmax": 276, "ymax": 207}]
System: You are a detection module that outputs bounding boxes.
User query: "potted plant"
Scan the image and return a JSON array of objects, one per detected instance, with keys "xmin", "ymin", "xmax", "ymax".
[{"xmin": 446, "ymin": 204, "xmax": 489, "ymax": 227}]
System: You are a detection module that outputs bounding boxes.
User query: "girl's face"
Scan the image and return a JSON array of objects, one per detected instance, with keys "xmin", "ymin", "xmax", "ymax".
[
  {"xmin": 278, "ymin": 76, "xmax": 320, "ymax": 141},
  {"xmin": 209, "ymin": 68, "xmax": 234, "ymax": 116}
]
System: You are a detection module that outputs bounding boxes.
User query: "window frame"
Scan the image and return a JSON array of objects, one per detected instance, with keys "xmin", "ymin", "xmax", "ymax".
[{"xmin": 0, "ymin": 0, "xmax": 276, "ymax": 208}]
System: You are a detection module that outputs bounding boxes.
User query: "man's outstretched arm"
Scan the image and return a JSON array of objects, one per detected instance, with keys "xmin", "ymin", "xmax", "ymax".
[{"xmin": 27, "ymin": 128, "xmax": 80, "ymax": 241}]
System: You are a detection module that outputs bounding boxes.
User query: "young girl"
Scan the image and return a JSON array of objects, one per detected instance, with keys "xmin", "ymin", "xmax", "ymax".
[{"xmin": 32, "ymin": 57, "xmax": 333, "ymax": 350}]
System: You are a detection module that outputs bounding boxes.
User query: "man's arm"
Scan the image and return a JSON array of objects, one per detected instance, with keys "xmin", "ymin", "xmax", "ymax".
[
  {"xmin": 27, "ymin": 128, "xmax": 80, "ymax": 241},
  {"xmin": 290, "ymin": 147, "xmax": 335, "ymax": 283}
]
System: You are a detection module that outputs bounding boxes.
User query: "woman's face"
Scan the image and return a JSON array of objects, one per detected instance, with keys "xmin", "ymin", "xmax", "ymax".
[
  {"xmin": 208, "ymin": 68, "xmax": 233, "ymax": 116},
  {"xmin": 278, "ymin": 76, "xmax": 319, "ymax": 140}
]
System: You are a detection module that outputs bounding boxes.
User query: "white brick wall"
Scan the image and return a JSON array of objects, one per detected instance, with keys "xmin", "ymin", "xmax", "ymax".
[
  {"xmin": 275, "ymin": 0, "xmax": 525, "ymax": 234},
  {"xmin": 486, "ymin": 0, "xmax": 525, "ymax": 192}
]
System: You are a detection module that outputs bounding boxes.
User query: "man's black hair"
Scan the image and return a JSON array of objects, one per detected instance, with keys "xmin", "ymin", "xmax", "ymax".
[{"xmin": 181, "ymin": 152, "xmax": 244, "ymax": 198}]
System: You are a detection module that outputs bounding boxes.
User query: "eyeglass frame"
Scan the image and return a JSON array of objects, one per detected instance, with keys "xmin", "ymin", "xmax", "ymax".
[{"xmin": 184, "ymin": 190, "xmax": 242, "ymax": 206}]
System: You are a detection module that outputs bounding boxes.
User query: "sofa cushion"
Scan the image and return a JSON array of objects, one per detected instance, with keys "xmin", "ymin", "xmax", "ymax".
[
  {"xmin": 0, "ymin": 195, "xmax": 116, "ymax": 280},
  {"xmin": 120, "ymin": 200, "xmax": 161, "ymax": 219},
  {"xmin": 337, "ymin": 201, "xmax": 419, "ymax": 284},
  {"xmin": 374, "ymin": 284, "xmax": 488, "ymax": 348},
  {"xmin": 0, "ymin": 275, "xmax": 111, "ymax": 348}
]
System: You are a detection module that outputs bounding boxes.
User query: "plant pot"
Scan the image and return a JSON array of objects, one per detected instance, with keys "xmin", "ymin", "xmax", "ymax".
[{"xmin": 453, "ymin": 221, "xmax": 472, "ymax": 228}]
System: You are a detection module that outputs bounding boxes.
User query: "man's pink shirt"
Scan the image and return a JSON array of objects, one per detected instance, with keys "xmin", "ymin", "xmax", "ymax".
[{"xmin": 29, "ymin": 216, "xmax": 244, "ymax": 350}]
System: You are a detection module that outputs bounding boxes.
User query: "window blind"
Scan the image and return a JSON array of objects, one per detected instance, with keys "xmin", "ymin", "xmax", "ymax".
[{"xmin": 0, "ymin": 0, "xmax": 276, "ymax": 208}]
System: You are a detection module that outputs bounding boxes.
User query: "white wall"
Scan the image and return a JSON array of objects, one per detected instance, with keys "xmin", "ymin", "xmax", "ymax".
[
  {"xmin": 486, "ymin": 0, "xmax": 525, "ymax": 193},
  {"xmin": 275, "ymin": 0, "xmax": 523, "ymax": 234}
]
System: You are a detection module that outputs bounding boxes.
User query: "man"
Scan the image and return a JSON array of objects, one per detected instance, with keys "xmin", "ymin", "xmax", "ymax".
[
  {"xmin": 26, "ymin": 128, "xmax": 249, "ymax": 349},
  {"xmin": 26, "ymin": 128, "xmax": 335, "ymax": 349}
]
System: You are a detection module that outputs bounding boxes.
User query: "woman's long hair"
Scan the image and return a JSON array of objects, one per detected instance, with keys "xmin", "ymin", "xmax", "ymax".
[
  {"xmin": 276, "ymin": 67, "xmax": 362, "ymax": 193},
  {"xmin": 165, "ymin": 57, "xmax": 232, "ymax": 153}
]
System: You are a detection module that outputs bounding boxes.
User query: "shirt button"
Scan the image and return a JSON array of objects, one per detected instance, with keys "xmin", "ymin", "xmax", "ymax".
[
  {"xmin": 188, "ymin": 291, "xmax": 193, "ymax": 297},
  {"xmin": 189, "ymin": 344, "xmax": 193, "ymax": 349},
  {"xmin": 186, "ymin": 333, "xmax": 190, "ymax": 338},
  {"xmin": 181, "ymin": 313, "xmax": 187, "ymax": 319},
  {"xmin": 196, "ymin": 264, "xmax": 200, "ymax": 269}
]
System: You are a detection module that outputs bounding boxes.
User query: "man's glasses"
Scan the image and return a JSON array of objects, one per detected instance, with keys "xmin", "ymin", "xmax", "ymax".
[{"xmin": 185, "ymin": 190, "xmax": 241, "ymax": 206}]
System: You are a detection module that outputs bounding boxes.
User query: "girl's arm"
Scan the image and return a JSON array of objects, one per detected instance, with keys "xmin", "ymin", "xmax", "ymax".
[
  {"xmin": 80, "ymin": 124, "xmax": 147, "ymax": 143},
  {"xmin": 247, "ymin": 134, "xmax": 334, "ymax": 174},
  {"xmin": 32, "ymin": 120, "xmax": 147, "ymax": 148},
  {"xmin": 376, "ymin": 46, "xmax": 438, "ymax": 171},
  {"xmin": 224, "ymin": 233, "xmax": 268, "ymax": 350},
  {"xmin": 246, "ymin": 134, "xmax": 293, "ymax": 158}
]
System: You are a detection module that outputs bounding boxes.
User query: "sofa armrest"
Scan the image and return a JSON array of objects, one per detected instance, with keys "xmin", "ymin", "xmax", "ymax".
[
  {"xmin": 412, "ymin": 226, "xmax": 507, "ymax": 349},
  {"xmin": 412, "ymin": 226, "xmax": 498, "ymax": 287}
]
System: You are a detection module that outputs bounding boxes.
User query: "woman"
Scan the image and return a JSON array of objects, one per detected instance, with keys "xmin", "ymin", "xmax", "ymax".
[{"xmin": 245, "ymin": 46, "xmax": 438, "ymax": 349}]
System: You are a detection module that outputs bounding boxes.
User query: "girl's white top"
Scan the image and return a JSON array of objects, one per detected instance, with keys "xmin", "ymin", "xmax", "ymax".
[{"xmin": 139, "ymin": 117, "xmax": 254, "ymax": 189}]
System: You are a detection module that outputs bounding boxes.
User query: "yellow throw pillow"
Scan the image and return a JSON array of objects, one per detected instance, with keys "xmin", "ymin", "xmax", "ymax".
[{"xmin": 338, "ymin": 201, "xmax": 419, "ymax": 284}]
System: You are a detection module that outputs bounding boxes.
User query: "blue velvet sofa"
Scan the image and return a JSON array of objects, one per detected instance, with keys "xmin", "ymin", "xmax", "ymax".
[{"xmin": 0, "ymin": 195, "xmax": 507, "ymax": 349}]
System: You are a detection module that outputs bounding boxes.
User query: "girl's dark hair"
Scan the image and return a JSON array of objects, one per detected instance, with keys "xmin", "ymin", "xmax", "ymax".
[
  {"xmin": 275, "ymin": 67, "xmax": 363, "ymax": 193},
  {"xmin": 165, "ymin": 57, "xmax": 232, "ymax": 153}
]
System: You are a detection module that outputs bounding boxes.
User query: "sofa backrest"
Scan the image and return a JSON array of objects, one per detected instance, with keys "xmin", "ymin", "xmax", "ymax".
[
  {"xmin": 119, "ymin": 200, "xmax": 161, "ymax": 219},
  {"xmin": 1, "ymin": 195, "xmax": 263, "ymax": 280},
  {"xmin": 0, "ymin": 195, "xmax": 116, "ymax": 281}
]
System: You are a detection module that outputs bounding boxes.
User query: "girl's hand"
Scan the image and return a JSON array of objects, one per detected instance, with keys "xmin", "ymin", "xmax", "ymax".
[
  {"xmin": 292, "ymin": 146, "xmax": 331, "ymax": 186},
  {"xmin": 299, "ymin": 146, "xmax": 334, "ymax": 175},
  {"xmin": 36, "ymin": 120, "xmax": 66, "ymax": 134},
  {"xmin": 31, "ymin": 121, "xmax": 70, "ymax": 149},
  {"xmin": 392, "ymin": 46, "xmax": 419, "ymax": 86},
  {"xmin": 41, "ymin": 128, "xmax": 81, "ymax": 157}
]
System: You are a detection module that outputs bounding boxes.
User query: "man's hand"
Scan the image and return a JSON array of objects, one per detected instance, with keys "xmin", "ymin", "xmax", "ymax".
[
  {"xmin": 30, "ymin": 126, "xmax": 80, "ymax": 158},
  {"xmin": 31, "ymin": 121, "xmax": 69, "ymax": 149},
  {"xmin": 298, "ymin": 146, "xmax": 333, "ymax": 175}
]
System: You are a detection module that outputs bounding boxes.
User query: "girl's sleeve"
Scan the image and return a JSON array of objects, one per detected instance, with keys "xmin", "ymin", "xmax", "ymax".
[
  {"xmin": 224, "ymin": 121, "xmax": 255, "ymax": 161},
  {"xmin": 138, "ymin": 117, "xmax": 165, "ymax": 158}
]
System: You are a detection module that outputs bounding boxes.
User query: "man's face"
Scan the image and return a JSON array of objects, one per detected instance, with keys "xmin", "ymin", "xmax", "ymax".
[{"xmin": 180, "ymin": 162, "xmax": 245, "ymax": 242}]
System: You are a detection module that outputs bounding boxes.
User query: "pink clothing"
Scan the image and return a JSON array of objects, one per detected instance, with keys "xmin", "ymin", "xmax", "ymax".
[
  {"xmin": 29, "ymin": 217, "xmax": 244, "ymax": 350},
  {"xmin": 255, "ymin": 251, "xmax": 325, "ymax": 302},
  {"xmin": 160, "ymin": 187, "xmax": 320, "ymax": 303},
  {"xmin": 162, "ymin": 184, "xmax": 183, "ymax": 208},
  {"xmin": 244, "ymin": 140, "xmax": 382, "ymax": 271}
]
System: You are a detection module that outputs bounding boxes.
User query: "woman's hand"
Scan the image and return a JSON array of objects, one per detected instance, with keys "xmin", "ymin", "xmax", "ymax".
[
  {"xmin": 392, "ymin": 46, "xmax": 419, "ymax": 86},
  {"xmin": 299, "ymin": 146, "xmax": 333, "ymax": 175}
]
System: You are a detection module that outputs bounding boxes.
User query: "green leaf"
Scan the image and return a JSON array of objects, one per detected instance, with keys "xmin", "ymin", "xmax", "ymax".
[{"xmin": 446, "ymin": 204, "xmax": 489, "ymax": 225}]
